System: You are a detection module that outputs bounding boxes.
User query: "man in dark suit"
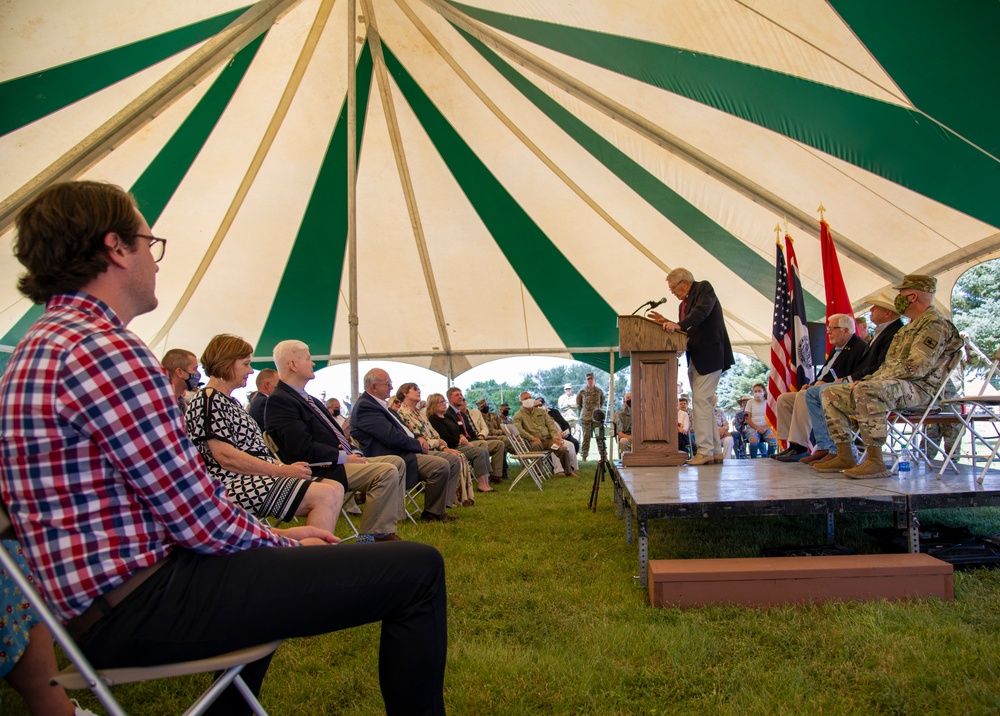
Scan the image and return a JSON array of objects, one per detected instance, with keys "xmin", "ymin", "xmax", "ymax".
[
  {"xmin": 265, "ymin": 340, "xmax": 406, "ymax": 541},
  {"xmin": 772, "ymin": 313, "xmax": 867, "ymax": 461},
  {"xmin": 247, "ymin": 367, "xmax": 277, "ymax": 429},
  {"xmin": 803, "ymin": 288, "xmax": 904, "ymax": 465},
  {"xmin": 351, "ymin": 368, "xmax": 458, "ymax": 523},
  {"xmin": 648, "ymin": 267, "xmax": 735, "ymax": 466}
]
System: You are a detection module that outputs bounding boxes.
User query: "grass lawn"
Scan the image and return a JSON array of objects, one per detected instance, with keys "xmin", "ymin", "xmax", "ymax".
[{"xmin": 4, "ymin": 462, "xmax": 1000, "ymax": 714}]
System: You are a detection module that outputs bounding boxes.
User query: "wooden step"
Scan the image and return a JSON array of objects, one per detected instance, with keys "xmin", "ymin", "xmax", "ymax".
[{"xmin": 649, "ymin": 554, "xmax": 953, "ymax": 608}]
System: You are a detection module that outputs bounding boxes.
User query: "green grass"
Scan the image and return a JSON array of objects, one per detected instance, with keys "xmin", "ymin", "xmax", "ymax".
[{"xmin": 4, "ymin": 463, "xmax": 1000, "ymax": 714}]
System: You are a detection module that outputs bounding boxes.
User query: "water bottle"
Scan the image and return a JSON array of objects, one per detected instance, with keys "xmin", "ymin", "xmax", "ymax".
[{"xmin": 898, "ymin": 449, "xmax": 911, "ymax": 475}]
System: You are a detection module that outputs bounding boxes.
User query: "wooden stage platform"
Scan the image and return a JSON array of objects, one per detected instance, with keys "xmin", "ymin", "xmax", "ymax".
[{"xmin": 612, "ymin": 458, "xmax": 1000, "ymax": 586}]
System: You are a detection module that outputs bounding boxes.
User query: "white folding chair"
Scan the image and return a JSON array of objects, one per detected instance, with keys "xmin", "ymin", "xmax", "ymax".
[
  {"xmin": 404, "ymin": 481, "xmax": 425, "ymax": 524},
  {"xmin": 0, "ymin": 506, "xmax": 281, "ymax": 716},
  {"xmin": 501, "ymin": 424, "xmax": 550, "ymax": 491}
]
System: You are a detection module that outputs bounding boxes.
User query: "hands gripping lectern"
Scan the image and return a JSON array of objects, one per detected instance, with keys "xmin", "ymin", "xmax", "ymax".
[{"xmin": 618, "ymin": 316, "xmax": 688, "ymax": 466}]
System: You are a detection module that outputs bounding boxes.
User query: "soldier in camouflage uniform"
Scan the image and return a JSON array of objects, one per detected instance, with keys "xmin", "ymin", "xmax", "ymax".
[
  {"xmin": 816, "ymin": 274, "xmax": 963, "ymax": 478},
  {"xmin": 576, "ymin": 372, "xmax": 605, "ymax": 461}
]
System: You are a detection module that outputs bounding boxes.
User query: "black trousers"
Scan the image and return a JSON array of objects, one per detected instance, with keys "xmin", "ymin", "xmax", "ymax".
[{"xmin": 78, "ymin": 542, "xmax": 447, "ymax": 715}]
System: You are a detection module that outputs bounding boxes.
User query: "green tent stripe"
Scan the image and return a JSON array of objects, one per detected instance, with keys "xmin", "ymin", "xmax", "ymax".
[
  {"xmin": 0, "ymin": 7, "xmax": 249, "ymax": 137},
  {"xmin": 380, "ymin": 43, "xmax": 619, "ymax": 354},
  {"xmin": 831, "ymin": 0, "xmax": 1000, "ymax": 161},
  {"xmin": 453, "ymin": 3, "xmax": 1000, "ymax": 231},
  {"xmin": 254, "ymin": 43, "xmax": 375, "ymax": 362},
  {"xmin": 0, "ymin": 304, "xmax": 44, "ymax": 347},
  {"xmin": 456, "ymin": 27, "xmax": 824, "ymax": 320},
  {"xmin": 131, "ymin": 34, "xmax": 267, "ymax": 226}
]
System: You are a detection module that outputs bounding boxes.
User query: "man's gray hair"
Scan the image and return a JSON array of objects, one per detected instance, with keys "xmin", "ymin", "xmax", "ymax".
[
  {"xmin": 273, "ymin": 340, "xmax": 309, "ymax": 375},
  {"xmin": 666, "ymin": 267, "xmax": 694, "ymax": 285},
  {"xmin": 363, "ymin": 367, "xmax": 385, "ymax": 390},
  {"xmin": 829, "ymin": 313, "xmax": 856, "ymax": 331}
]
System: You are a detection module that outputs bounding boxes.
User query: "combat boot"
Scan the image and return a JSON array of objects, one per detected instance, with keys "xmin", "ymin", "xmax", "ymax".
[
  {"xmin": 811, "ymin": 443, "xmax": 857, "ymax": 473},
  {"xmin": 843, "ymin": 446, "xmax": 891, "ymax": 479}
]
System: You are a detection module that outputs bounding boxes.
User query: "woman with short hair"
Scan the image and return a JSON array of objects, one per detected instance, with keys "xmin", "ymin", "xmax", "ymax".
[
  {"xmin": 185, "ymin": 334, "xmax": 344, "ymax": 531},
  {"xmin": 426, "ymin": 393, "xmax": 494, "ymax": 493}
]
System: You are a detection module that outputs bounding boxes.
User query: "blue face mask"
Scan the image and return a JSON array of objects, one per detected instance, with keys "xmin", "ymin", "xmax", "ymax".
[{"xmin": 184, "ymin": 372, "xmax": 201, "ymax": 392}]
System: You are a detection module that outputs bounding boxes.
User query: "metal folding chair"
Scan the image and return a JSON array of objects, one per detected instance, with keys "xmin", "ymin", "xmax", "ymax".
[
  {"xmin": 937, "ymin": 395, "xmax": 1000, "ymax": 484},
  {"xmin": 501, "ymin": 424, "xmax": 550, "ymax": 491},
  {"xmin": 884, "ymin": 349, "xmax": 966, "ymax": 473},
  {"xmin": 0, "ymin": 506, "xmax": 281, "ymax": 716}
]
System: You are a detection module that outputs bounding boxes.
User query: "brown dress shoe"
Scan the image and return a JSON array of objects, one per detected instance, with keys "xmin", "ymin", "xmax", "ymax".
[
  {"xmin": 685, "ymin": 453, "xmax": 714, "ymax": 466},
  {"xmin": 713, "ymin": 455, "xmax": 725, "ymax": 463},
  {"xmin": 799, "ymin": 449, "xmax": 829, "ymax": 464},
  {"xmin": 374, "ymin": 533, "xmax": 403, "ymax": 542}
]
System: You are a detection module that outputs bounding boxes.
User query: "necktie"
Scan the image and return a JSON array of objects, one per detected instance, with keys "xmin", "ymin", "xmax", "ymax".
[
  {"xmin": 456, "ymin": 409, "xmax": 472, "ymax": 438},
  {"xmin": 680, "ymin": 299, "xmax": 687, "ymax": 321},
  {"xmin": 307, "ymin": 396, "xmax": 356, "ymax": 454}
]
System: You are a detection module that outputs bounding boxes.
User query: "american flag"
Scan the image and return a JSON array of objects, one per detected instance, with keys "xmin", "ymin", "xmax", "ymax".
[
  {"xmin": 786, "ymin": 233, "xmax": 814, "ymax": 388},
  {"xmin": 766, "ymin": 242, "xmax": 793, "ymax": 433}
]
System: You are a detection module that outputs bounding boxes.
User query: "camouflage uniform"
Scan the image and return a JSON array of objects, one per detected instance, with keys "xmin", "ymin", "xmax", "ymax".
[
  {"xmin": 822, "ymin": 306, "xmax": 962, "ymax": 447},
  {"xmin": 576, "ymin": 385, "xmax": 605, "ymax": 460}
]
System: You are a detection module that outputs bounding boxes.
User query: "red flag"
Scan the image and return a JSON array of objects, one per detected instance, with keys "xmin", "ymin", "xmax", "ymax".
[
  {"xmin": 820, "ymin": 218, "xmax": 859, "ymax": 354},
  {"xmin": 766, "ymin": 242, "xmax": 793, "ymax": 434}
]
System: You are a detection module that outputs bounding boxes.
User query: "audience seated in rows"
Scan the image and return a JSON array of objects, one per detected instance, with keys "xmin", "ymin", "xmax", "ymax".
[{"xmin": 446, "ymin": 388, "xmax": 506, "ymax": 482}]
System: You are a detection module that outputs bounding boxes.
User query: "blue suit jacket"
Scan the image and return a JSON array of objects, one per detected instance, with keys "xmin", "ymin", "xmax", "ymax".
[
  {"xmin": 677, "ymin": 280, "xmax": 735, "ymax": 375},
  {"xmin": 263, "ymin": 380, "xmax": 349, "ymax": 489},
  {"xmin": 351, "ymin": 391, "xmax": 422, "ymax": 489}
]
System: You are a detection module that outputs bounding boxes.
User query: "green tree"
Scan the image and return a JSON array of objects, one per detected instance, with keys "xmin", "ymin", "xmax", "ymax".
[
  {"xmin": 525, "ymin": 362, "xmax": 631, "ymax": 414},
  {"xmin": 717, "ymin": 354, "xmax": 770, "ymax": 412},
  {"xmin": 951, "ymin": 258, "xmax": 1000, "ymax": 384}
]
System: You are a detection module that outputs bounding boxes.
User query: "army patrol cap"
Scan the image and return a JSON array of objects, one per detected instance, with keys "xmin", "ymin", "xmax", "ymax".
[
  {"xmin": 893, "ymin": 274, "xmax": 936, "ymax": 294},
  {"xmin": 475, "ymin": 398, "xmax": 488, "ymax": 410},
  {"xmin": 585, "ymin": 372, "xmax": 594, "ymax": 379},
  {"xmin": 860, "ymin": 287, "xmax": 900, "ymax": 313}
]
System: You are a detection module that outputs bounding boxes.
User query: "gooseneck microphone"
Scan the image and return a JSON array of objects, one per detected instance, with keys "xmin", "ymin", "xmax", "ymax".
[{"xmin": 631, "ymin": 297, "xmax": 668, "ymax": 315}]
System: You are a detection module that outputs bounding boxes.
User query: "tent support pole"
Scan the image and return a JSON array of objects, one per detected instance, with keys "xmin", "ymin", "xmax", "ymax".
[{"xmin": 347, "ymin": 0, "xmax": 360, "ymax": 403}]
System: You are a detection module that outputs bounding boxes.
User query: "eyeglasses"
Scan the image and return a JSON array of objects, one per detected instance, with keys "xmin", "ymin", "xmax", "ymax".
[{"xmin": 135, "ymin": 234, "xmax": 167, "ymax": 263}]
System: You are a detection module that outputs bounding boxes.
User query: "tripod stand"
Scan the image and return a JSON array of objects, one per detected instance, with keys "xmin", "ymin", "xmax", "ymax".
[{"xmin": 588, "ymin": 410, "xmax": 617, "ymax": 512}]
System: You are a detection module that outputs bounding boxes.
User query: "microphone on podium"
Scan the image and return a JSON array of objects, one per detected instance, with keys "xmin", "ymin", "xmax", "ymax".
[{"xmin": 631, "ymin": 297, "xmax": 668, "ymax": 315}]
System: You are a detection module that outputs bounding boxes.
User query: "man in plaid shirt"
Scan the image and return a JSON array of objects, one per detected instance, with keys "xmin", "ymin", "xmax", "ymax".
[{"xmin": 0, "ymin": 181, "xmax": 446, "ymax": 715}]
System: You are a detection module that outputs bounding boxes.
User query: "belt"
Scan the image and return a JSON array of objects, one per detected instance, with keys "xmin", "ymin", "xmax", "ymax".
[{"xmin": 66, "ymin": 560, "xmax": 167, "ymax": 639}]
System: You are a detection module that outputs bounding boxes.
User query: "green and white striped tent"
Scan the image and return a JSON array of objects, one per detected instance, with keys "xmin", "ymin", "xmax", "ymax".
[{"xmin": 2, "ymin": 0, "xmax": 998, "ymax": 378}]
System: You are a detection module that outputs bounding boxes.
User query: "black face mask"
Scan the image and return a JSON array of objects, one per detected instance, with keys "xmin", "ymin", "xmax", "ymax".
[
  {"xmin": 625, "ymin": 399, "xmax": 631, "ymax": 407},
  {"xmin": 184, "ymin": 372, "xmax": 200, "ymax": 392},
  {"xmin": 480, "ymin": 407, "xmax": 489, "ymax": 413},
  {"xmin": 331, "ymin": 408, "xmax": 341, "ymax": 417},
  {"xmin": 500, "ymin": 409, "xmax": 509, "ymax": 416}
]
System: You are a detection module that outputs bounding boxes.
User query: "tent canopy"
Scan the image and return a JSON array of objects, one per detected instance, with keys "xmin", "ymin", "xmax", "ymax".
[{"xmin": 2, "ymin": 0, "xmax": 998, "ymax": 377}]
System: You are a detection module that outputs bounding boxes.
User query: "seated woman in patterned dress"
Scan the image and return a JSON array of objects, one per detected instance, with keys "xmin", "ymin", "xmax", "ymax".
[
  {"xmin": 395, "ymin": 383, "xmax": 475, "ymax": 506},
  {"xmin": 184, "ymin": 334, "xmax": 344, "ymax": 532}
]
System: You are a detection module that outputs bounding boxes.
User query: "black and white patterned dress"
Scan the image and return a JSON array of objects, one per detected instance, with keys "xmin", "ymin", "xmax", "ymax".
[{"xmin": 185, "ymin": 388, "xmax": 310, "ymax": 521}]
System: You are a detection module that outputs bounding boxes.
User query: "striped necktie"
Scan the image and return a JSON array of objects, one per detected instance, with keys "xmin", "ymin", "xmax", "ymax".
[{"xmin": 307, "ymin": 396, "xmax": 356, "ymax": 454}]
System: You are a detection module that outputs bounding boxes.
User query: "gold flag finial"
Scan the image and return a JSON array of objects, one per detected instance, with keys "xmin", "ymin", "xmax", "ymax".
[
  {"xmin": 774, "ymin": 223, "xmax": 782, "ymax": 245},
  {"xmin": 817, "ymin": 203, "xmax": 826, "ymax": 221}
]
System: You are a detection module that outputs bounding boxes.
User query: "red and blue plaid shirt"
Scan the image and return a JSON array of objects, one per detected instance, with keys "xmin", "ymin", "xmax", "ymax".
[{"xmin": 0, "ymin": 293, "xmax": 293, "ymax": 621}]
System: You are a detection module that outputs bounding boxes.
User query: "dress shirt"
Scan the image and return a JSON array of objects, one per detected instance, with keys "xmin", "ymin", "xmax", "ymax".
[{"xmin": 0, "ymin": 293, "xmax": 291, "ymax": 621}]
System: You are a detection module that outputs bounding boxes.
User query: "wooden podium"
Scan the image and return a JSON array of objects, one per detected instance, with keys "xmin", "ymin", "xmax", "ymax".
[{"xmin": 618, "ymin": 316, "xmax": 688, "ymax": 467}]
